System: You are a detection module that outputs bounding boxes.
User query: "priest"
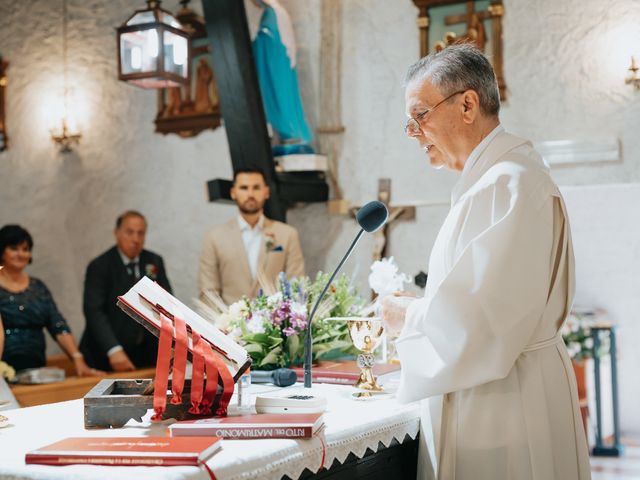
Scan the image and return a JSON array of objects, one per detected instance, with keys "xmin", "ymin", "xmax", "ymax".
[{"xmin": 382, "ymin": 44, "xmax": 591, "ymax": 479}]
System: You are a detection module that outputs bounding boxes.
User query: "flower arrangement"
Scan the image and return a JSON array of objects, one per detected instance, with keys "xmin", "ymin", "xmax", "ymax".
[
  {"xmin": 561, "ymin": 310, "xmax": 609, "ymax": 362},
  {"xmin": 200, "ymin": 272, "xmax": 363, "ymax": 369}
]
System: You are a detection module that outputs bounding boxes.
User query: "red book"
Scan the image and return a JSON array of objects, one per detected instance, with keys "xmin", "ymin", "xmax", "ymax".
[
  {"xmin": 25, "ymin": 436, "xmax": 222, "ymax": 467},
  {"xmin": 291, "ymin": 360, "xmax": 400, "ymax": 385},
  {"xmin": 169, "ymin": 413, "xmax": 324, "ymax": 439}
]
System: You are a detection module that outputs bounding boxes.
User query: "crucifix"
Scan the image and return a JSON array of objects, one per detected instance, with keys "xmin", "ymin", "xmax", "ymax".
[{"xmin": 352, "ymin": 179, "xmax": 416, "ymax": 262}]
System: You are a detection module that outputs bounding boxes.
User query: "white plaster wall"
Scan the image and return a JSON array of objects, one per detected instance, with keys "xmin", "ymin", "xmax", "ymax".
[
  {"xmin": 562, "ymin": 184, "xmax": 640, "ymax": 436},
  {"xmin": 1, "ymin": 0, "xmax": 640, "ymax": 434}
]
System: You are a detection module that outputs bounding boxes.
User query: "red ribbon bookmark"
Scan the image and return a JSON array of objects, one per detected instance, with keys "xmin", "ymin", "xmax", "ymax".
[
  {"xmin": 170, "ymin": 315, "xmax": 188, "ymax": 405},
  {"xmin": 189, "ymin": 331, "xmax": 205, "ymax": 415},
  {"xmin": 151, "ymin": 313, "xmax": 173, "ymax": 421}
]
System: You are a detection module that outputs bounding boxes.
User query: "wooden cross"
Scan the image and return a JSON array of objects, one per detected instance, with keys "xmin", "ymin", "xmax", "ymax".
[
  {"xmin": 368, "ymin": 178, "xmax": 416, "ymax": 262},
  {"xmin": 443, "ymin": 1, "xmax": 489, "ymax": 51}
]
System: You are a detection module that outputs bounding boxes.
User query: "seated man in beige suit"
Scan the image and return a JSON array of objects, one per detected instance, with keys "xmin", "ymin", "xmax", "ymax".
[{"xmin": 199, "ymin": 168, "xmax": 305, "ymax": 305}]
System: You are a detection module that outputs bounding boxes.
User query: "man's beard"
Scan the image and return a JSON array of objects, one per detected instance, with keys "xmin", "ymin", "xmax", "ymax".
[{"xmin": 238, "ymin": 200, "xmax": 263, "ymax": 214}]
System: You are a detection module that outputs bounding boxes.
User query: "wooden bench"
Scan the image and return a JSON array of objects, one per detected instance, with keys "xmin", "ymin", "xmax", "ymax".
[{"xmin": 10, "ymin": 355, "xmax": 155, "ymax": 407}]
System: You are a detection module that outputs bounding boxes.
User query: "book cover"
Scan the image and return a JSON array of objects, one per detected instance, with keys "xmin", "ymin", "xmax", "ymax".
[
  {"xmin": 291, "ymin": 360, "xmax": 400, "ymax": 385},
  {"xmin": 25, "ymin": 436, "xmax": 222, "ymax": 467},
  {"xmin": 169, "ymin": 412, "xmax": 324, "ymax": 439}
]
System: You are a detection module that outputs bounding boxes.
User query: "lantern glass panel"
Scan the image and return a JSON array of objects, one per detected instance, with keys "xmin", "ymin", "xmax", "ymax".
[
  {"xmin": 120, "ymin": 28, "xmax": 159, "ymax": 74},
  {"xmin": 126, "ymin": 10, "xmax": 156, "ymax": 26},
  {"xmin": 163, "ymin": 30, "xmax": 188, "ymax": 78}
]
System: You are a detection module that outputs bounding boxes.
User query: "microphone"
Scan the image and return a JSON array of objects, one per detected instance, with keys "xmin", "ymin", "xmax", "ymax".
[
  {"xmin": 303, "ymin": 201, "xmax": 389, "ymax": 388},
  {"xmin": 251, "ymin": 368, "xmax": 297, "ymax": 387}
]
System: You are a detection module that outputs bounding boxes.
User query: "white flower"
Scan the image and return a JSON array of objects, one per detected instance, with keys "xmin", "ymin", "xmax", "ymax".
[
  {"xmin": 368, "ymin": 257, "xmax": 411, "ymax": 297},
  {"xmin": 267, "ymin": 292, "xmax": 283, "ymax": 306},
  {"xmin": 584, "ymin": 338, "xmax": 594, "ymax": 349},
  {"xmin": 247, "ymin": 313, "xmax": 266, "ymax": 333},
  {"xmin": 290, "ymin": 301, "xmax": 307, "ymax": 316},
  {"xmin": 216, "ymin": 313, "xmax": 233, "ymax": 330},
  {"xmin": 229, "ymin": 300, "xmax": 248, "ymax": 320}
]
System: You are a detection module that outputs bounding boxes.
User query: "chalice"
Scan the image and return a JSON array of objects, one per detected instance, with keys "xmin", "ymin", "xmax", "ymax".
[{"xmin": 327, "ymin": 317, "xmax": 386, "ymax": 396}]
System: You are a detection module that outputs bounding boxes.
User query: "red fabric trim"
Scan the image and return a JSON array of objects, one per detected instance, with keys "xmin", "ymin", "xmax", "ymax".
[
  {"xmin": 151, "ymin": 313, "xmax": 173, "ymax": 421},
  {"xmin": 200, "ymin": 342, "xmax": 219, "ymax": 416},
  {"xmin": 188, "ymin": 331, "xmax": 205, "ymax": 415},
  {"xmin": 170, "ymin": 315, "xmax": 188, "ymax": 405}
]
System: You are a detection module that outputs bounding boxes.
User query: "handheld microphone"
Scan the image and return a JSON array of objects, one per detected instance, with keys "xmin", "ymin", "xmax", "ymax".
[
  {"xmin": 250, "ymin": 368, "xmax": 297, "ymax": 387},
  {"xmin": 303, "ymin": 201, "xmax": 389, "ymax": 388}
]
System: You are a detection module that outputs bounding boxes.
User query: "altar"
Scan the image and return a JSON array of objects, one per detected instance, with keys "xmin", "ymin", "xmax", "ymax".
[{"xmin": 0, "ymin": 382, "xmax": 420, "ymax": 480}]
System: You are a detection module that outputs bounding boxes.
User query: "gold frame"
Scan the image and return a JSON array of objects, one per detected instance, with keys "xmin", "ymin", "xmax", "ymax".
[{"xmin": 0, "ymin": 57, "xmax": 7, "ymax": 151}]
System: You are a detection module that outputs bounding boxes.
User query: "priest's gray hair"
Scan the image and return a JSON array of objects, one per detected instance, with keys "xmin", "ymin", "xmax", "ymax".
[{"xmin": 405, "ymin": 43, "xmax": 500, "ymax": 117}]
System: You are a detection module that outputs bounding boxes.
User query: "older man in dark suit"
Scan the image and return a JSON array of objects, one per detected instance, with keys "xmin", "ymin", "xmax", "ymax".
[{"xmin": 79, "ymin": 211, "xmax": 171, "ymax": 372}]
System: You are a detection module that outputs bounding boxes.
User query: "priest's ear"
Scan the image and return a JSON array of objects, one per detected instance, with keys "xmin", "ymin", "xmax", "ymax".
[{"xmin": 460, "ymin": 90, "xmax": 481, "ymax": 124}]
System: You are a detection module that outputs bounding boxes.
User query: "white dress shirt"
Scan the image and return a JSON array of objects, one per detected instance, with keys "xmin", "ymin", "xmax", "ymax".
[{"xmin": 238, "ymin": 215, "xmax": 265, "ymax": 279}]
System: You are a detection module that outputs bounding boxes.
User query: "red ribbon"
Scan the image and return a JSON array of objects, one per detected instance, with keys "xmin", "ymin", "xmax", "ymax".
[
  {"xmin": 199, "ymin": 341, "xmax": 219, "ymax": 416},
  {"xmin": 204, "ymin": 341, "xmax": 234, "ymax": 416},
  {"xmin": 151, "ymin": 313, "xmax": 173, "ymax": 421},
  {"xmin": 317, "ymin": 429, "xmax": 327, "ymax": 471},
  {"xmin": 198, "ymin": 459, "xmax": 218, "ymax": 480},
  {"xmin": 188, "ymin": 331, "xmax": 205, "ymax": 415},
  {"xmin": 170, "ymin": 315, "xmax": 188, "ymax": 405}
]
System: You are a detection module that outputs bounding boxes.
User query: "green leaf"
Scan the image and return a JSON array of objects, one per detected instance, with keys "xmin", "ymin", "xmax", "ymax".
[
  {"xmin": 260, "ymin": 347, "xmax": 282, "ymax": 367},
  {"xmin": 243, "ymin": 333, "xmax": 270, "ymax": 344},
  {"xmin": 287, "ymin": 334, "xmax": 300, "ymax": 358},
  {"xmin": 244, "ymin": 343, "xmax": 264, "ymax": 354}
]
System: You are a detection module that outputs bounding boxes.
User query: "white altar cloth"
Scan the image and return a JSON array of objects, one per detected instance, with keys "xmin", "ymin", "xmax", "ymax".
[{"xmin": 0, "ymin": 382, "xmax": 420, "ymax": 480}]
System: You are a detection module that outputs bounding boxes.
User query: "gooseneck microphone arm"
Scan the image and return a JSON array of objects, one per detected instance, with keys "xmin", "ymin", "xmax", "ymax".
[{"xmin": 303, "ymin": 229, "xmax": 365, "ymax": 388}]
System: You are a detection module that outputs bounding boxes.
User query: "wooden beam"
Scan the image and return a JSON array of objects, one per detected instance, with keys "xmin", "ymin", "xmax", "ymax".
[{"xmin": 201, "ymin": 0, "xmax": 286, "ymax": 221}]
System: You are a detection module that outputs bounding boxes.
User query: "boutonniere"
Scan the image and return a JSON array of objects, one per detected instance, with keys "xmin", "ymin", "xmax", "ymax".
[
  {"xmin": 145, "ymin": 264, "xmax": 158, "ymax": 280},
  {"xmin": 264, "ymin": 232, "xmax": 283, "ymax": 252}
]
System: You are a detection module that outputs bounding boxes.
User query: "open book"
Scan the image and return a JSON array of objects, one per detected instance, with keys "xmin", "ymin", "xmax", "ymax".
[
  {"xmin": 117, "ymin": 276, "xmax": 250, "ymax": 381},
  {"xmin": 117, "ymin": 277, "xmax": 251, "ymax": 418}
]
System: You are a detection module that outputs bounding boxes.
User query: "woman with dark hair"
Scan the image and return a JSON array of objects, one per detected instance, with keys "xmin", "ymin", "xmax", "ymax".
[{"xmin": 0, "ymin": 225, "xmax": 100, "ymax": 376}]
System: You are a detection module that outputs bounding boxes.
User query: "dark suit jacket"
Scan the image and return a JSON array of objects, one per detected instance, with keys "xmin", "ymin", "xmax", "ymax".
[{"xmin": 79, "ymin": 246, "xmax": 172, "ymax": 371}]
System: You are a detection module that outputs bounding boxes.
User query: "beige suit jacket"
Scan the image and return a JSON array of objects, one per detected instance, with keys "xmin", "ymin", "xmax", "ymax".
[{"xmin": 198, "ymin": 217, "xmax": 305, "ymax": 305}]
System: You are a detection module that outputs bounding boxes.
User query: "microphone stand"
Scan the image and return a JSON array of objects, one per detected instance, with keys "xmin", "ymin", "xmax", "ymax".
[{"xmin": 303, "ymin": 228, "xmax": 365, "ymax": 388}]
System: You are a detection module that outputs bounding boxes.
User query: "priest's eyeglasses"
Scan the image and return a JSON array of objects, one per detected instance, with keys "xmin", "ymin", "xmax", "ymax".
[{"xmin": 404, "ymin": 90, "xmax": 465, "ymax": 135}]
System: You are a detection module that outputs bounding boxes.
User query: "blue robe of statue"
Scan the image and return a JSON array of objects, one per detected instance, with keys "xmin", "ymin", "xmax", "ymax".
[{"xmin": 253, "ymin": 6, "xmax": 313, "ymax": 150}]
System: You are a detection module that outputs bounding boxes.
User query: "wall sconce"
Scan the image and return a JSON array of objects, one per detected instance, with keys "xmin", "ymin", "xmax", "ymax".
[
  {"xmin": 50, "ymin": 0, "xmax": 82, "ymax": 152},
  {"xmin": 117, "ymin": 0, "xmax": 190, "ymax": 89},
  {"xmin": 626, "ymin": 56, "xmax": 640, "ymax": 90}
]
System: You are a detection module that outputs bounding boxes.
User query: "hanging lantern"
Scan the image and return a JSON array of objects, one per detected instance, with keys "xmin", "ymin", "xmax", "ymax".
[{"xmin": 117, "ymin": 0, "xmax": 190, "ymax": 89}]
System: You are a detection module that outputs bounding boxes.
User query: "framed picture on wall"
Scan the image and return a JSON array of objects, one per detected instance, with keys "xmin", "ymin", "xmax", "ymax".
[
  {"xmin": 154, "ymin": 16, "xmax": 222, "ymax": 138},
  {"xmin": 412, "ymin": 0, "xmax": 506, "ymax": 100}
]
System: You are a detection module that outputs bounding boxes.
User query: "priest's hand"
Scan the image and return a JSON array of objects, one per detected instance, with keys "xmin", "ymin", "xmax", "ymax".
[
  {"xmin": 381, "ymin": 294, "xmax": 415, "ymax": 336},
  {"xmin": 109, "ymin": 350, "xmax": 136, "ymax": 372}
]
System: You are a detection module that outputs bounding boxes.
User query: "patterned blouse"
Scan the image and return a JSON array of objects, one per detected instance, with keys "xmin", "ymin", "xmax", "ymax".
[{"xmin": 0, "ymin": 277, "xmax": 71, "ymax": 371}]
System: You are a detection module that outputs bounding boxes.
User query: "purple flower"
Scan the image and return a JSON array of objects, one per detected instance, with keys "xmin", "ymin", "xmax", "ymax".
[{"xmin": 283, "ymin": 327, "xmax": 297, "ymax": 337}]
